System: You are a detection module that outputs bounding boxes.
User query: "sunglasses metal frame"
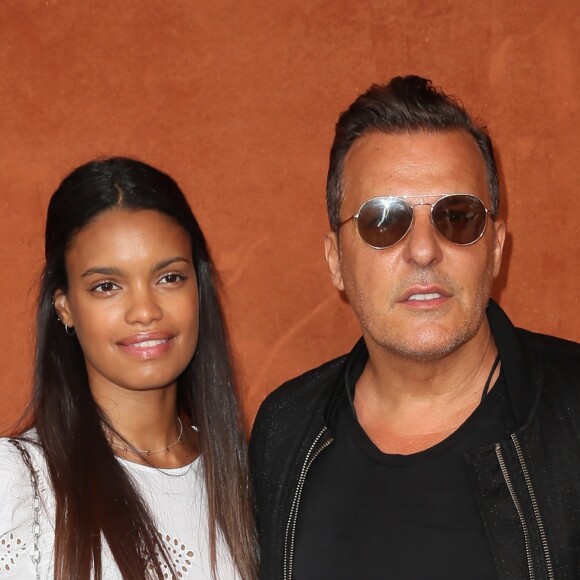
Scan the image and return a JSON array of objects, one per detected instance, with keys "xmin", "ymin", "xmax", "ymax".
[{"xmin": 339, "ymin": 193, "xmax": 492, "ymax": 250}]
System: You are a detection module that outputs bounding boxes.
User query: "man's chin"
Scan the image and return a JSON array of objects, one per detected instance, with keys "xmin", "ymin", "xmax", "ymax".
[{"xmin": 373, "ymin": 326, "xmax": 480, "ymax": 361}]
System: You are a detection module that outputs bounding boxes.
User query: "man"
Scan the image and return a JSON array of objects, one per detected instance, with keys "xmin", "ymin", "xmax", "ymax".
[{"xmin": 250, "ymin": 76, "xmax": 580, "ymax": 579}]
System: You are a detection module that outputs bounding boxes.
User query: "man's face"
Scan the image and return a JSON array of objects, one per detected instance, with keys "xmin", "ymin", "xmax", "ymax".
[{"xmin": 324, "ymin": 130, "xmax": 505, "ymax": 360}]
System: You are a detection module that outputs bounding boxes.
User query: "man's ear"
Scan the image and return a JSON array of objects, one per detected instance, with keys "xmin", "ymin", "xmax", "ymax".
[
  {"xmin": 491, "ymin": 218, "xmax": 506, "ymax": 278},
  {"xmin": 53, "ymin": 289, "xmax": 74, "ymax": 326},
  {"xmin": 324, "ymin": 231, "xmax": 345, "ymax": 291}
]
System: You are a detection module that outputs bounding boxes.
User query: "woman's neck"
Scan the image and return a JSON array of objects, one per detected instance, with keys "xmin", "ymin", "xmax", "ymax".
[{"xmin": 92, "ymin": 383, "xmax": 199, "ymax": 468}]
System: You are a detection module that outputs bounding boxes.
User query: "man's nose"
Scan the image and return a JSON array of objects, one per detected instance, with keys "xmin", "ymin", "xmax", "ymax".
[{"xmin": 401, "ymin": 207, "xmax": 444, "ymax": 267}]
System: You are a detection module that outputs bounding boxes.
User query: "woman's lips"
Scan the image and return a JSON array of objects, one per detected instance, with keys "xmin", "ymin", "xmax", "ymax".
[{"xmin": 117, "ymin": 333, "xmax": 174, "ymax": 359}]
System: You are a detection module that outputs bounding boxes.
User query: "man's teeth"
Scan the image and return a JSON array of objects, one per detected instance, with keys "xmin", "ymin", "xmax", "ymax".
[
  {"xmin": 132, "ymin": 339, "xmax": 167, "ymax": 348},
  {"xmin": 408, "ymin": 293, "xmax": 442, "ymax": 301}
]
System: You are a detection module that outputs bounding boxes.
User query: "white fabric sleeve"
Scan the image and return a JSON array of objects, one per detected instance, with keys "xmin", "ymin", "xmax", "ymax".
[{"xmin": 0, "ymin": 439, "xmax": 37, "ymax": 578}]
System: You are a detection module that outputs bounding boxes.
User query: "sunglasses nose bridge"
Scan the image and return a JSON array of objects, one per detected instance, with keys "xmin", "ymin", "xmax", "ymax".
[
  {"xmin": 407, "ymin": 205, "xmax": 439, "ymax": 239},
  {"xmin": 404, "ymin": 201, "xmax": 434, "ymax": 232}
]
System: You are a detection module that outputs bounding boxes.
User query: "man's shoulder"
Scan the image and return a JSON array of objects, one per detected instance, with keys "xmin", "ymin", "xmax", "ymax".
[
  {"xmin": 254, "ymin": 353, "xmax": 347, "ymax": 424},
  {"xmin": 250, "ymin": 352, "xmax": 348, "ymax": 452},
  {"xmin": 517, "ymin": 327, "xmax": 580, "ymax": 365},
  {"xmin": 516, "ymin": 327, "xmax": 580, "ymax": 399},
  {"xmin": 269, "ymin": 354, "xmax": 347, "ymax": 405},
  {"xmin": 489, "ymin": 300, "xmax": 579, "ymax": 389}
]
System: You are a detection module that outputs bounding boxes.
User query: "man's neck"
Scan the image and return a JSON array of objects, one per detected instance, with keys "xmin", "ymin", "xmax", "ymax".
[{"xmin": 353, "ymin": 322, "xmax": 500, "ymax": 454}]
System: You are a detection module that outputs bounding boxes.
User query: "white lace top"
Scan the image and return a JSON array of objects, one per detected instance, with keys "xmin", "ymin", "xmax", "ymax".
[{"xmin": 0, "ymin": 436, "xmax": 239, "ymax": 579}]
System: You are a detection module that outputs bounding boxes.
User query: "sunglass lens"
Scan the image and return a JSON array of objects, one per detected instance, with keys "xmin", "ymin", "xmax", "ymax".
[
  {"xmin": 357, "ymin": 198, "xmax": 414, "ymax": 249},
  {"xmin": 432, "ymin": 195, "xmax": 487, "ymax": 245}
]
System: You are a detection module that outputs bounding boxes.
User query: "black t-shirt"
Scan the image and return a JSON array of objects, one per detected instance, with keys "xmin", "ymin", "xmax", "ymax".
[{"xmin": 293, "ymin": 373, "xmax": 515, "ymax": 579}]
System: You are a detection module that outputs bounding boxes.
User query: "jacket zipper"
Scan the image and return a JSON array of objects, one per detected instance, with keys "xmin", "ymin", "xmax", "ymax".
[
  {"xmin": 496, "ymin": 436, "xmax": 555, "ymax": 579},
  {"xmin": 280, "ymin": 432, "xmax": 554, "ymax": 579},
  {"xmin": 283, "ymin": 427, "xmax": 333, "ymax": 580},
  {"xmin": 495, "ymin": 442, "xmax": 535, "ymax": 579},
  {"xmin": 511, "ymin": 434, "xmax": 554, "ymax": 580}
]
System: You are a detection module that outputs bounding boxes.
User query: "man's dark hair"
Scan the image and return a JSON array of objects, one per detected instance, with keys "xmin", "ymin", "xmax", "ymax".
[{"xmin": 326, "ymin": 75, "xmax": 500, "ymax": 232}]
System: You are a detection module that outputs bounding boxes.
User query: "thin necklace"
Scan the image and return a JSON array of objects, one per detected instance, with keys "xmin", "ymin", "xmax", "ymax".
[{"xmin": 111, "ymin": 417, "xmax": 184, "ymax": 456}]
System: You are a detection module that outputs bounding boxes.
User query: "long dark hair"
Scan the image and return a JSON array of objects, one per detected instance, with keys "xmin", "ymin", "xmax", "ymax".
[{"xmin": 26, "ymin": 157, "xmax": 257, "ymax": 578}]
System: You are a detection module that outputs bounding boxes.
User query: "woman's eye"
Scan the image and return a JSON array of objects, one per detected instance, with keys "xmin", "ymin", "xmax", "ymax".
[
  {"xmin": 159, "ymin": 273, "xmax": 185, "ymax": 285},
  {"xmin": 92, "ymin": 281, "xmax": 119, "ymax": 293}
]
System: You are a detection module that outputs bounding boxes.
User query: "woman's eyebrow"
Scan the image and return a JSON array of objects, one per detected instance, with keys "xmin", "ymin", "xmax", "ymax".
[
  {"xmin": 81, "ymin": 266, "xmax": 124, "ymax": 278},
  {"xmin": 80, "ymin": 257, "xmax": 191, "ymax": 279},
  {"xmin": 152, "ymin": 256, "xmax": 191, "ymax": 272}
]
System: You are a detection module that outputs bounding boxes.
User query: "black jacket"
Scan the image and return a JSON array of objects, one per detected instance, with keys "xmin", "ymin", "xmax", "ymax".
[{"xmin": 250, "ymin": 301, "xmax": 580, "ymax": 579}]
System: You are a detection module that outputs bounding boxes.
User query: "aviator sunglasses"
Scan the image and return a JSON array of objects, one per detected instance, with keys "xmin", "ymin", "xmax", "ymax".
[{"xmin": 339, "ymin": 193, "xmax": 492, "ymax": 249}]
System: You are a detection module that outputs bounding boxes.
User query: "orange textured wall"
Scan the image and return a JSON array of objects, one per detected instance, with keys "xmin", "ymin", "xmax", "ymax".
[{"xmin": 0, "ymin": 0, "xmax": 578, "ymax": 431}]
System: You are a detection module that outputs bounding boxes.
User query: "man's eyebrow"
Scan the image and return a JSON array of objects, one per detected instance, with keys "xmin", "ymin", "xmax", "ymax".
[{"xmin": 80, "ymin": 257, "xmax": 191, "ymax": 278}]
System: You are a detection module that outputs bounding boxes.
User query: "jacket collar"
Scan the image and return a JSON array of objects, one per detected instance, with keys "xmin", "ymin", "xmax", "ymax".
[
  {"xmin": 486, "ymin": 299, "xmax": 538, "ymax": 428},
  {"xmin": 324, "ymin": 300, "xmax": 538, "ymax": 431}
]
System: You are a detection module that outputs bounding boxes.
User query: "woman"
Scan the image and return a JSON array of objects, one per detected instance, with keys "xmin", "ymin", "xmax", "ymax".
[{"xmin": 0, "ymin": 157, "xmax": 257, "ymax": 579}]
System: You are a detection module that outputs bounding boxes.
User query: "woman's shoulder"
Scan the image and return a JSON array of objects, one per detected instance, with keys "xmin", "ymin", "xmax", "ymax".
[
  {"xmin": 0, "ymin": 435, "xmax": 43, "ymax": 578},
  {"xmin": 0, "ymin": 432, "xmax": 49, "ymax": 508},
  {"xmin": 0, "ymin": 437, "xmax": 30, "ymax": 477},
  {"xmin": 0, "ymin": 434, "xmax": 39, "ymax": 493},
  {"xmin": 0, "ymin": 430, "xmax": 42, "ymax": 470}
]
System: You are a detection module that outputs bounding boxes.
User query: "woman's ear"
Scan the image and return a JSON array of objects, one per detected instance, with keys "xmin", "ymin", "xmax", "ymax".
[{"xmin": 53, "ymin": 289, "xmax": 73, "ymax": 326}]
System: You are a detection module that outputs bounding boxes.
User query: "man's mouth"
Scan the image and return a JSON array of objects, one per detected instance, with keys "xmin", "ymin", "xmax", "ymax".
[{"xmin": 407, "ymin": 293, "xmax": 443, "ymax": 301}]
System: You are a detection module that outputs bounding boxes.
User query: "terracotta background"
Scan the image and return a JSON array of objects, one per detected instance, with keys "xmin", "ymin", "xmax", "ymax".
[{"xmin": 0, "ymin": 0, "xmax": 578, "ymax": 432}]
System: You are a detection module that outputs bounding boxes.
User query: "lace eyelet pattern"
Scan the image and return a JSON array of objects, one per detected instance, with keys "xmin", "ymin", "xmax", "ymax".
[
  {"xmin": 0, "ymin": 532, "xmax": 27, "ymax": 574},
  {"xmin": 163, "ymin": 533, "xmax": 195, "ymax": 578},
  {"xmin": 147, "ymin": 533, "xmax": 195, "ymax": 579}
]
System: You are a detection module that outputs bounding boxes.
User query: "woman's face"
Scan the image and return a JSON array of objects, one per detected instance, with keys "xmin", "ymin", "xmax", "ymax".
[{"xmin": 54, "ymin": 209, "xmax": 199, "ymax": 400}]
